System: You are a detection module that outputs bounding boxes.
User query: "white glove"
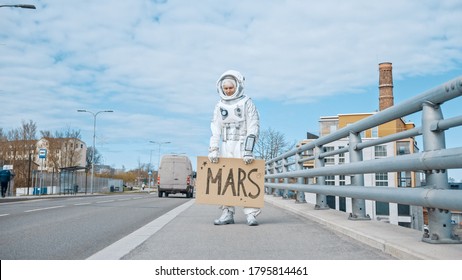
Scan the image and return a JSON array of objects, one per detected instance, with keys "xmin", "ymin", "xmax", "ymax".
[
  {"xmin": 243, "ymin": 151, "xmax": 254, "ymax": 165},
  {"xmin": 208, "ymin": 148, "xmax": 219, "ymax": 164}
]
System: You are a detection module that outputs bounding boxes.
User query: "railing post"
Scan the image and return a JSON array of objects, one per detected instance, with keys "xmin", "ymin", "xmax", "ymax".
[
  {"xmin": 265, "ymin": 161, "xmax": 275, "ymax": 195},
  {"xmin": 421, "ymin": 102, "xmax": 461, "ymax": 243},
  {"xmin": 264, "ymin": 163, "xmax": 270, "ymax": 194},
  {"xmin": 273, "ymin": 159, "xmax": 282, "ymax": 197},
  {"xmin": 314, "ymin": 146, "xmax": 329, "ymax": 210},
  {"xmin": 348, "ymin": 132, "xmax": 370, "ymax": 220},
  {"xmin": 295, "ymin": 152, "xmax": 306, "ymax": 203},
  {"xmin": 282, "ymin": 157, "xmax": 290, "ymax": 199}
]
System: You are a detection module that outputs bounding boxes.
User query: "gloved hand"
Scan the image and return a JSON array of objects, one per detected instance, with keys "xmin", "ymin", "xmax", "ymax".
[
  {"xmin": 208, "ymin": 148, "xmax": 219, "ymax": 164},
  {"xmin": 243, "ymin": 151, "xmax": 254, "ymax": 164}
]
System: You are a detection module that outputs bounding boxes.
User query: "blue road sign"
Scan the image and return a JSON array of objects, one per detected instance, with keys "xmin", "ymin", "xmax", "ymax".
[{"xmin": 39, "ymin": 148, "xmax": 47, "ymax": 159}]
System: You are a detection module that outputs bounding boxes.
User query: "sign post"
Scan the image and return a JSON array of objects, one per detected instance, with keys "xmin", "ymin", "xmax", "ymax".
[
  {"xmin": 195, "ymin": 156, "xmax": 265, "ymax": 208},
  {"xmin": 38, "ymin": 148, "xmax": 47, "ymax": 196},
  {"xmin": 148, "ymin": 170, "xmax": 152, "ymax": 194}
]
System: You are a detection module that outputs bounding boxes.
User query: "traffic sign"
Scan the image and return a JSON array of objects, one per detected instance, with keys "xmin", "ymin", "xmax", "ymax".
[{"xmin": 39, "ymin": 148, "xmax": 47, "ymax": 159}]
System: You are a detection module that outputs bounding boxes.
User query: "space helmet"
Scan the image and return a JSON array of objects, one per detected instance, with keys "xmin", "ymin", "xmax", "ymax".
[{"xmin": 216, "ymin": 70, "xmax": 245, "ymax": 100}]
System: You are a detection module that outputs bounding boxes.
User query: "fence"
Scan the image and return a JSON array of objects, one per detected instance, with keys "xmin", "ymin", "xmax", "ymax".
[
  {"xmin": 15, "ymin": 170, "xmax": 124, "ymax": 195},
  {"xmin": 265, "ymin": 75, "xmax": 462, "ymax": 244}
]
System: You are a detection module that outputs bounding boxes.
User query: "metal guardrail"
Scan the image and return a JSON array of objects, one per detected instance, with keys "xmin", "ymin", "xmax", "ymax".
[{"xmin": 265, "ymin": 75, "xmax": 462, "ymax": 244}]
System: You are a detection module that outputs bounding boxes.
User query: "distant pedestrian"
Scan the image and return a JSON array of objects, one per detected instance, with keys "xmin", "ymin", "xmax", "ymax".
[{"xmin": 0, "ymin": 169, "xmax": 14, "ymax": 198}]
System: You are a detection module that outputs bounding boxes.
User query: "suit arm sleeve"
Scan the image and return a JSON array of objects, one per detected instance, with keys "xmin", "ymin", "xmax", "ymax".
[
  {"xmin": 246, "ymin": 99, "xmax": 260, "ymax": 140},
  {"xmin": 209, "ymin": 104, "xmax": 221, "ymax": 150}
]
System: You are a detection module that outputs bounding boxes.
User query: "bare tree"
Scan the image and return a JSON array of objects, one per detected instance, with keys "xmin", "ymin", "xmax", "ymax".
[
  {"xmin": 40, "ymin": 126, "xmax": 83, "ymax": 171},
  {"xmin": 0, "ymin": 128, "xmax": 5, "ymax": 166},
  {"xmin": 254, "ymin": 127, "xmax": 294, "ymax": 161},
  {"xmin": 20, "ymin": 120, "xmax": 37, "ymax": 140},
  {"xmin": 61, "ymin": 127, "xmax": 82, "ymax": 168},
  {"xmin": 85, "ymin": 146, "xmax": 103, "ymax": 169},
  {"xmin": 0, "ymin": 120, "xmax": 38, "ymax": 188}
]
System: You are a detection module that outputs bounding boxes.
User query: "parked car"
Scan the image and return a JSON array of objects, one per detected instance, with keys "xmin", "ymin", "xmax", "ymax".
[{"xmin": 157, "ymin": 154, "xmax": 195, "ymax": 198}]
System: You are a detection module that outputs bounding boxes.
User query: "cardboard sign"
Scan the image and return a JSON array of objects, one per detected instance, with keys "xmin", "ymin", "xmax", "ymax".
[{"xmin": 195, "ymin": 156, "xmax": 265, "ymax": 208}]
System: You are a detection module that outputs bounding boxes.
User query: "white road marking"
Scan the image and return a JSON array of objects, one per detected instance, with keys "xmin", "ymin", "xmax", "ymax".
[
  {"xmin": 87, "ymin": 199, "xmax": 195, "ymax": 260},
  {"xmin": 24, "ymin": 205, "xmax": 65, "ymax": 213},
  {"xmin": 96, "ymin": 200, "xmax": 115, "ymax": 204}
]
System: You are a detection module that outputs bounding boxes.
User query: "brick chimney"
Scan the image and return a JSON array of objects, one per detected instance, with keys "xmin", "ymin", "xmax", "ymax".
[{"xmin": 378, "ymin": 62, "xmax": 394, "ymax": 111}]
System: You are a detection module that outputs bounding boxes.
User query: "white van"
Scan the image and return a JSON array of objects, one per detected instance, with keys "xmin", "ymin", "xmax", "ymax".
[{"xmin": 157, "ymin": 154, "xmax": 195, "ymax": 198}]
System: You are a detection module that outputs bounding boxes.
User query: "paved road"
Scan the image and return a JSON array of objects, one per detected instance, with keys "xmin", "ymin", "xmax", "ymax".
[
  {"xmin": 0, "ymin": 193, "xmax": 189, "ymax": 259},
  {"xmin": 6, "ymin": 193, "xmax": 459, "ymax": 260},
  {"xmin": 0, "ymin": 193, "xmax": 395, "ymax": 260}
]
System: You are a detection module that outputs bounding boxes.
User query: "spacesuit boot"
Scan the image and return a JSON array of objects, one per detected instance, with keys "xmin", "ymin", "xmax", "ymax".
[
  {"xmin": 246, "ymin": 213, "xmax": 258, "ymax": 226},
  {"xmin": 214, "ymin": 208, "xmax": 234, "ymax": 225}
]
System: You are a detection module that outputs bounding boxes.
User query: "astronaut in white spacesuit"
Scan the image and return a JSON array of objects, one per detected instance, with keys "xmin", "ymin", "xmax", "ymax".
[{"xmin": 208, "ymin": 70, "xmax": 261, "ymax": 226}]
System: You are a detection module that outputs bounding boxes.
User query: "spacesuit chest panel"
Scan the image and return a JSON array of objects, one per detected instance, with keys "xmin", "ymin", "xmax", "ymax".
[
  {"xmin": 218, "ymin": 96, "xmax": 249, "ymax": 124},
  {"xmin": 217, "ymin": 96, "xmax": 249, "ymax": 142}
]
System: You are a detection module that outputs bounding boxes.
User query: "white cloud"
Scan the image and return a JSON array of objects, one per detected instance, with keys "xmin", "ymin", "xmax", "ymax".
[{"xmin": 1, "ymin": 0, "xmax": 461, "ymax": 170}]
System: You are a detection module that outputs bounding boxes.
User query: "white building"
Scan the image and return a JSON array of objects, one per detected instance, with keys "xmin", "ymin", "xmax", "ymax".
[{"xmin": 36, "ymin": 137, "xmax": 87, "ymax": 172}]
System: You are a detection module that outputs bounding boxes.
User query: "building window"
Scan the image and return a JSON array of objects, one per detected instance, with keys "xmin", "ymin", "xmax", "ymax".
[
  {"xmin": 324, "ymin": 146, "xmax": 334, "ymax": 165},
  {"xmin": 338, "ymin": 146, "xmax": 345, "ymax": 164},
  {"xmin": 376, "ymin": 202, "xmax": 390, "ymax": 215},
  {"xmin": 371, "ymin": 126, "xmax": 378, "ymax": 138},
  {"xmin": 339, "ymin": 175, "xmax": 346, "ymax": 185},
  {"xmin": 375, "ymin": 145, "xmax": 387, "ymax": 157},
  {"xmin": 325, "ymin": 175, "xmax": 335, "ymax": 185},
  {"xmin": 398, "ymin": 171, "xmax": 412, "ymax": 187},
  {"xmin": 376, "ymin": 172, "xmax": 388, "ymax": 186},
  {"xmin": 397, "ymin": 141, "xmax": 410, "ymax": 155}
]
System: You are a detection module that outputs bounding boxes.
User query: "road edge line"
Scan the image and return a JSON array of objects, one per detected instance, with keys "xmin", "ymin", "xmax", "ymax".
[{"xmin": 86, "ymin": 199, "xmax": 195, "ymax": 260}]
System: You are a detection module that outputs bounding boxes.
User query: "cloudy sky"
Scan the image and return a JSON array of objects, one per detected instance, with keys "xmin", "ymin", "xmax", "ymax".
[{"xmin": 1, "ymin": 0, "xmax": 462, "ymax": 178}]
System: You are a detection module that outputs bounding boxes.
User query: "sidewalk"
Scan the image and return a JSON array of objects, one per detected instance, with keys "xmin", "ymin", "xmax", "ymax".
[{"xmin": 265, "ymin": 195, "xmax": 462, "ymax": 260}]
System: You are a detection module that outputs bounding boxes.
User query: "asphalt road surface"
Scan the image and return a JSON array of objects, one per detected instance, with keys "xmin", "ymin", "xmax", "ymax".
[
  {"xmin": 1, "ymin": 193, "xmax": 397, "ymax": 260},
  {"xmin": 0, "ymin": 193, "xmax": 189, "ymax": 259}
]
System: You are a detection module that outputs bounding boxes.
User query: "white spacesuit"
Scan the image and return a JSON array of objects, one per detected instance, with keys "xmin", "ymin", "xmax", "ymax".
[{"xmin": 208, "ymin": 70, "xmax": 261, "ymax": 226}]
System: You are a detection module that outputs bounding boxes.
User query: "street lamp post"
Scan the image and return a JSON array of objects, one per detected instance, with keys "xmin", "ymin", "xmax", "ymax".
[
  {"xmin": 0, "ymin": 4, "xmax": 36, "ymax": 9},
  {"xmin": 149, "ymin": 141, "xmax": 171, "ymax": 188},
  {"xmin": 147, "ymin": 149, "xmax": 154, "ymax": 193},
  {"xmin": 77, "ymin": 109, "xmax": 113, "ymax": 194}
]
